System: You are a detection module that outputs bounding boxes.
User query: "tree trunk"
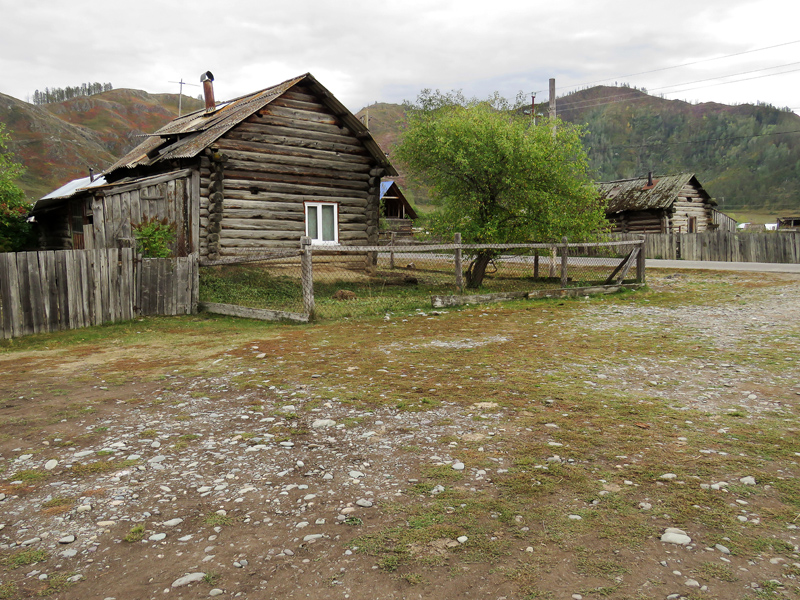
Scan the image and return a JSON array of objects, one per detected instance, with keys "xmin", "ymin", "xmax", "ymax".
[{"xmin": 466, "ymin": 252, "xmax": 493, "ymax": 288}]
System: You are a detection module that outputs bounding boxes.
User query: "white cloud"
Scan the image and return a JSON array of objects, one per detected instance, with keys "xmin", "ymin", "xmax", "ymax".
[{"xmin": 1, "ymin": 0, "xmax": 798, "ymax": 111}]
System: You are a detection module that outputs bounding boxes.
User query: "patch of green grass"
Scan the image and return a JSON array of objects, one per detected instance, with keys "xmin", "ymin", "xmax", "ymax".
[
  {"xmin": 696, "ymin": 561, "xmax": 738, "ymax": 582},
  {"xmin": 204, "ymin": 513, "xmax": 234, "ymax": 527},
  {"xmin": 138, "ymin": 429, "xmax": 158, "ymax": 438},
  {"xmin": 420, "ymin": 465, "xmax": 464, "ymax": 482},
  {"xmin": 70, "ymin": 459, "xmax": 138, "ymax": 477},
  {"xmin": 10, "ymin": 469, "xmax": 48, "ymax": 483},
  {"xmin": 37, "ymin": 572, "xmax": 77, "ymax": 597},
  {"xmin": 0, "ymin": 581, "xmax": 17, "ymax": 599},
  {"xmin": 41, "ymin": 496, "xmax": 74, "ymax": 509},
  {"xmin": 203, "ymin": 571, "xmax": 220, "ymax": 585},
  {"xmin": 123, "ymin": 524, "xmax": 145, "ymax": 543},
  {"xmin": 3, "ymin": 548, "xmax": 48, "ymax": 568}
]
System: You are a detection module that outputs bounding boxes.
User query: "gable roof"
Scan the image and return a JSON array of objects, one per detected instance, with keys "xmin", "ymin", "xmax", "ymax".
[
  {"xmin": 379, "ymin": 180, "xmax": 418, "ymax": 219},
  {"xmin": 598, "ymin": 173, "xmax": 714, "ymax": 214},
  {"xmin": 104, "ymin": 73, "xmax": 397, "ymax": 177}
]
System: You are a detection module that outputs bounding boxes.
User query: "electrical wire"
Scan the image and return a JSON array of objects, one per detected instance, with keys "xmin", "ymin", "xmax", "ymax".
[
  {"xmin": 532, "ymin": 39, "xmax": 800, "ymax": 95},
  {"xmin": 595, "ymin": 129, "xmax": 800, "ymax": 151}
]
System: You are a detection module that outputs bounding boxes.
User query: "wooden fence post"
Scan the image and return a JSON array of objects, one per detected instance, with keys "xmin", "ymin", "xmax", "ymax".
[
  {"xmin": 560, "ymin": 236, "xmax": 569, "ymax": 288},
  {"xmin": 300, "ymin": 236, "xmax": 315, "ymax": 319},
  {"xmin": 454, "ymin": 233, "xmax": 463, "ymax": 293},
  {"xmin": 390, "ymin": 232, "xmax": 396, "ymax": 270},
  {"xmin": 636, "ymin": 238, "xmax": 646, "ymax": 284},
  {"xmin": 533, "ymin": 250, "xmax": 539, "ymax": 279}
]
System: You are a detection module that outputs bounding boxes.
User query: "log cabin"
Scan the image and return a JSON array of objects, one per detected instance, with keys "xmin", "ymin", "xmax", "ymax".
[
  {"xmin": 32, "ymin": 72, "xmax": 398, "ymax": 264},
  {"xmin": 598, "ymin": 173, "xmax": 736, "ymax": 234},
  {"xmin": 379, "ymin": 180, "xmax": 417, "ymax": 240}
]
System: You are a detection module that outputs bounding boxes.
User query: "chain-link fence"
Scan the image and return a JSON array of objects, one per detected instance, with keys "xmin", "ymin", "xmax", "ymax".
[{"xmin": 198, "ymin": 237, "xmax": 645, "ymax": 322}]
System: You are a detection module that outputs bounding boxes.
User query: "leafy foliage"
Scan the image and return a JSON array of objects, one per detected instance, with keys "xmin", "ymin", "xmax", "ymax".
[
  {"xmin": 394, "ymin": 90, "xmax": 607, "ymax": 286},
  {"xmin": 132, "ymin": 217, "xmax": 176, "ymax": 258},
  {"xmin": 0, "ymin": 123, "xmax": 34, "ymax": 252}
]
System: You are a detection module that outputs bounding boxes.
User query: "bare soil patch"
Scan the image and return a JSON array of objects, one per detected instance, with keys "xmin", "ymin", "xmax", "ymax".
[{"xmin": 1, "ymin": 270, "xmax": 799, "ymax": 600}]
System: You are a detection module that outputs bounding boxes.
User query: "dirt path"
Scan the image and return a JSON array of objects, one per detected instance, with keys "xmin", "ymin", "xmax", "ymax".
[{"xmin": 1, "ymin": 270, "xmax": 799, "ymax": 600}]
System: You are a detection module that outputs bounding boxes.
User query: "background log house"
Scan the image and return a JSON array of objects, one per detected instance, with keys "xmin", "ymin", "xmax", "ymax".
[
  {"xmin": 598, "ymin": 173, "xmax": 736, "ymax": 234},
  {"xmin": 32, "ymin": 73, "xmax": 397, "ymax": 269}
]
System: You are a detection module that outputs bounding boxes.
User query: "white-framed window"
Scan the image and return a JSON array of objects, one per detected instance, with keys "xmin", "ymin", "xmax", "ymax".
[{"xmin": 305, "ymin": 202, "xmax": 339, "ymax": 245}]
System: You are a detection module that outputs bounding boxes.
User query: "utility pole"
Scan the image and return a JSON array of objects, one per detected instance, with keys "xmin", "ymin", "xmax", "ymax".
[
  {"xmin": 531, "ymin": 94, "xmax": 536, "ymax": 126},
  {"xmin": 549, "ymin": 78, "xmax": 557, "ymax": 137},
  {"xmin": 169, "ymin": 78, "xmax": 200, "ymax": 117}
]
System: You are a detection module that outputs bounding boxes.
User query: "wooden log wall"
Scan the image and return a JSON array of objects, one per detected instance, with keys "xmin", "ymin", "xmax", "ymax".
[
  {"xmin": 199, "ymin": 85, "xmax": 381, "ymax": 263},
  {"xmin": 668, "ymin": 184, "xmax": 715, "ymax": 233},
  {"xmin": 0, "ymin": 249, "xmax": 198, "ymax": 339}
]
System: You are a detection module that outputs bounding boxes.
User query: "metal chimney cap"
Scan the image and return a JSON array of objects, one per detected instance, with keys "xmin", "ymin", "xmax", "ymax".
[{"xmin": 201, "ymin": 71, "xmax": 214, "ymax": 83}]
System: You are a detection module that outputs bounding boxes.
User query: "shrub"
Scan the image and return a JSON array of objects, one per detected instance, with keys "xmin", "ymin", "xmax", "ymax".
[{"xmin": 132, "ymin": 217, "xmax": 176, "ymax": 258}]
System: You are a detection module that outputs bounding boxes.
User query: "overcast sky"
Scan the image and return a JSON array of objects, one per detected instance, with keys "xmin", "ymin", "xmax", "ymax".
[{"xmin": 1, "ymin": 0, "xmax": 799, "ymax": 115}]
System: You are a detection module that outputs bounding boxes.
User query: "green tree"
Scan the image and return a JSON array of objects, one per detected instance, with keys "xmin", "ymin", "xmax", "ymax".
[
  {"xmin": 0, "ymin": 123, "xmax": 33, "ymax": 252},
  {"xmin": 394, "ymin": 90, "xmax": 607, "ymax": 287}
]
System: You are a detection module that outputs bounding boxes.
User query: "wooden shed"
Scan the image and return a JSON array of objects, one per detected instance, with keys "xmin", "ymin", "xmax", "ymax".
[
  {"xmin": 32, "ymin": 73, "xmax": 397, "ymax": 263},
  {"xmin": 379, "ymin": 180, "xmax": 417, "ymax": 240},
  {"xmin": 598, "ymin": 173, "xmax": 735, "ymax": 234}
]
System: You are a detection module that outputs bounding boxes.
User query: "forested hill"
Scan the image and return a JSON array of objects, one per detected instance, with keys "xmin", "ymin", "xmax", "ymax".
[
  {"xmin": 357, "ymin": 89, "xmax": 800, "ymax": 211},
  {"xmin": 556, "ymin": 86, "xmax": 800, "ymax": 210},
  {"xmin": 1, "ymin": 89, "xmax": 203, "ymax": 199}
]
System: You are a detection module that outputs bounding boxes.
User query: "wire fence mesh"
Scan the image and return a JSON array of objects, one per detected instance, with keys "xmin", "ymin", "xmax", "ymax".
[{"xmin": 198, "ymin": 238, "xmax": 644, "ymax": 321}]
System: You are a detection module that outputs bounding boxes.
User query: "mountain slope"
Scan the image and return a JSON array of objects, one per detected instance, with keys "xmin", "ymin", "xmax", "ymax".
[
  {"xmin": 357, "ymin": 89, "xmax": 800, "ymax": 211},
  {"xmin": 0, "ymin": 90, "xmax": 203, "ymax": 200}
]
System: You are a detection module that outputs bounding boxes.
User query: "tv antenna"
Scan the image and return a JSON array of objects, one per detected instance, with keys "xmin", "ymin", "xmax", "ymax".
[{"xmin": 169, "ymin": 78, "xmax": 200, "ymax": 116}]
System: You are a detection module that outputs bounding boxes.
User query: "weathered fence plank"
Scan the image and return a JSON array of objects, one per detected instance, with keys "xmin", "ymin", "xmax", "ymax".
[
  {"xmin": 0, "ymin": 250, "xmax": 198, "ymax": 339},
  {"xmin": 610, "ymin": 231, "xmax": 800, "ymax": 263}
]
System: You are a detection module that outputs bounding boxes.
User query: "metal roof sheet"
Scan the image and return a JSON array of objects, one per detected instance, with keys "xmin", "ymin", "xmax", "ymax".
[
  {"xmin": 597, "ymin": 173, "xmax": 712, "ymax": 214},
  {"xmin": 104, "ymin": 73, "xmax": 397, "ymax": 177}
]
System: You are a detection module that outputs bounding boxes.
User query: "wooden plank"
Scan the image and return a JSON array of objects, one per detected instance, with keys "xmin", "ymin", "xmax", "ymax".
[
  {"xmin": 190, "ymin": 253, "xmax": 199, "ymax": 314},
  {"xmin": 26, "ymin": 252, "xmax": 45, "ymax": 334},
  {"xmin": 105, "ymin": 195, "xmax": 117, "ymax": 249},
  {"xmin": 99, "ymin": 168, "xmax": 194, "ymax": 196},
  {"xmin": 0, "ymin": 254, "xmax": 13, "ymax": 338},
  {"xmin": 43, "ymin": 250, "xmax": 60, "ymax": 332},
  {"xmin": 201, "ymin": 301, "xmax": 309, "ymax": 323}
]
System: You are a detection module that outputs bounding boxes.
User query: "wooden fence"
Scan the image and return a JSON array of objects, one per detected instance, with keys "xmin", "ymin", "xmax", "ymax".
[
  {"xmin": 0, "ymin": 249, "xmax": 198, "ymax": 339},
  {"xmin": 611, "ymin": 231, "xmax": 800, "ymax": 263}
]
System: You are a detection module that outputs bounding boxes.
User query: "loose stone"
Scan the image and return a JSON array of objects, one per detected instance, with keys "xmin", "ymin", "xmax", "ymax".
[{"xmin": 171, "ymin": 573, "xmax": 206, "ymax": 587}]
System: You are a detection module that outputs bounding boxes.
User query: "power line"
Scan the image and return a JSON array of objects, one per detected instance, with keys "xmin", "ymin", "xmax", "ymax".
[
  {"xmin": 537, "ymin": 39, "xmax": 800, "ymax": 95},
  {"xmin": 597, "ymin": 129, "xmax": 800, "ymax": 151},
  {"xmin": 555, "ymin": 67, "xmax": 800, "ymax": 114}
]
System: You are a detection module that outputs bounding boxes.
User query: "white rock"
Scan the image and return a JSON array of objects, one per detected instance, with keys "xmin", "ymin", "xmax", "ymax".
[
  {"xmin": 457, "ymin": 536, "xmax": 468, "ymax": 544},
  {"xmin": 355, "ymin": 499, "xmax": 373, "ymax": 508},
  {"xmin": 661, "ymin": 529, "xmax": 691, "ymax": 545},
  {"xmin": 349, "ymin": 471, "xmax": 365, "ymax": 479},
  {"xmin": 44, "ymin": 460, "xmax": 58, "ymax": 471},
  {"xmin": 60, "ymin": 549, "xmax": 78, "ymax": 558},
  {"xmin": 660, "ymin": 473, "xmax": 678, "ymax": 480},
  {"xmin": 685, "ymin": 579, "xmax": 700, "ymax": 587},
  {"xmin": 163, "ymin": 518, "xmax": 183, "ymax": 527},
  {"xmin": 210, "ymin": 589, "xmax": 224, "ymax": 596},
  {"xmin": 739, "ymin": 476, "xmax": 756, "ymax": 486},
  {"xmin": 568, "ymin": 515, "xmax": 582, "ymax": 520},
  {"xmin": 58, "ymin": 535, "xmax": 76, "ymax": 544},
  {"xmin": 149, "ymin": 533, "xmax": 167, "ymax": 541},
  {"xmin": 452, "ymin": 462, "xmax": 465, "ymax": 471},
  {"xmin": 312, "ymin": 419, "xmax": 336, "ymax": 429},
  {"xmin": 303, "ymin": 534, "xmax": 324, "ymax": 542},
  {"xmin": 171, "ymin": 572, "xmax": 205, "ymax": 587}
]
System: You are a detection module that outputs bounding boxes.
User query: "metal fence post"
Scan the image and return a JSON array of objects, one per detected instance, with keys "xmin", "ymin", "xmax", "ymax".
[
  {"xmin": 454, "ymin": 233, "xmax": 463, "ymax": 293},
  {"xmin": 300, "ymin": 236, "xmax": 315, "ymax": 319},
  {"xmin": 390, "ymin": 232, "xmax": 396, "ymax": 270},
  {"xmin": 560, "ymin": 236, "xmax": 569, "ymax": 288},
  {"xmin": 636, "ymin": 238, "xmax": 646, "ymax": 284}
]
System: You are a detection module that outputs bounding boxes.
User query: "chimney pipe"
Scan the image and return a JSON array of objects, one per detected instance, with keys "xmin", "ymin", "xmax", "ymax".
[
  {"xmin": 89, "ymin": 167, "xmax": 95, "ymax": 182},
  {"xmin": 201, "ymin": 71, "xmax": 215, "ymax": 113},
  {"xmin": 647, "ymin": 171, "xmax": 653, "ymax": 186}
]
